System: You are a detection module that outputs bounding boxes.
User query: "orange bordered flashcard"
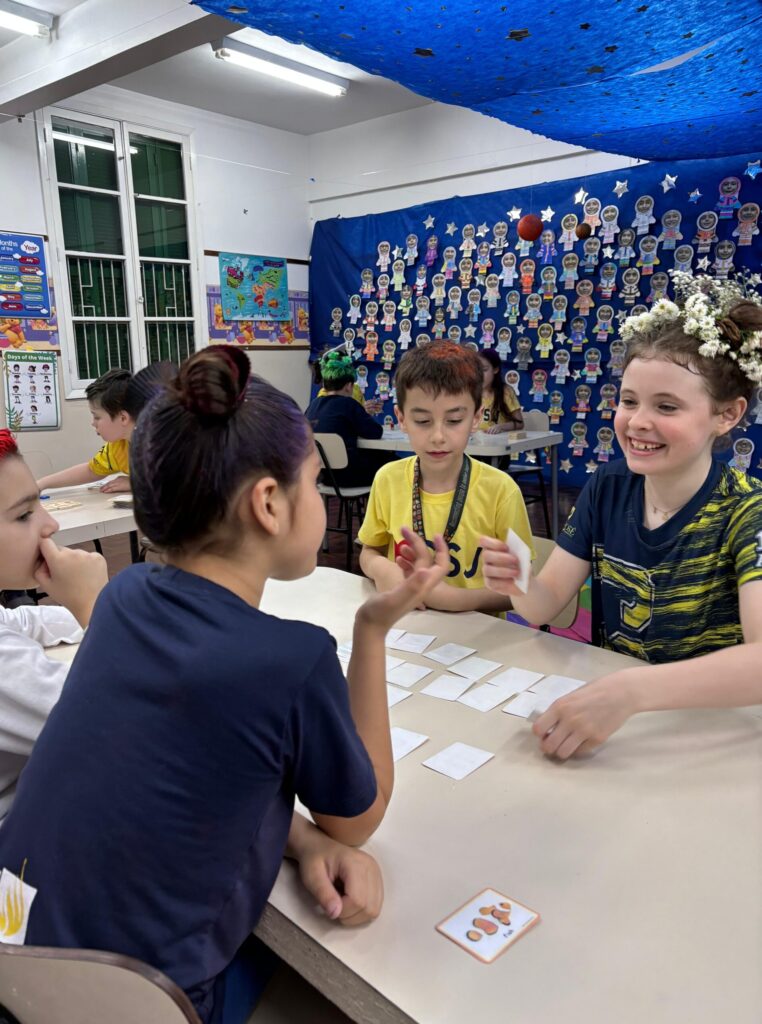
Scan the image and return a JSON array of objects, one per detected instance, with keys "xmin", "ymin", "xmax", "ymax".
[{"xmin": 436, "ymin": 887, "xmax": 540, "ymax": 963}]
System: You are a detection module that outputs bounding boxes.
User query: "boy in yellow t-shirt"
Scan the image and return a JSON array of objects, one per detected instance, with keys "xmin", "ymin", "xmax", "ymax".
[
  {"xmin": 358, "ymin": 341, "xmax": 532, "ymax": 613},
  {"xmin": 38, "ymin": 370, "xmax": 135, "ymax": 494}
]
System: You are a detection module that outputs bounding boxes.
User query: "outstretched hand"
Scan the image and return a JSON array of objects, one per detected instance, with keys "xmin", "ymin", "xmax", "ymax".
[{"xmin": 356, "ymin": 527, "xmax": 450, "ymax": 631}]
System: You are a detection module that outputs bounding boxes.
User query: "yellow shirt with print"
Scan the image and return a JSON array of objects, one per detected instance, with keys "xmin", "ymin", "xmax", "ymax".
[
  {"xmin": 358, "ymin": 455, "xmax": 532, "ymax": 591},
  {"xmin": 88, "ymin": 439, "xmax": 130, "ymax": 477},
  {"xmin": 477, "ymin": 385, "xmax": 521, "ymax": 431}
]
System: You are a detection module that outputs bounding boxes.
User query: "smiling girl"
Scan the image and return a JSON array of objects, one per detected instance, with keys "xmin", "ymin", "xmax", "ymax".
[{"xmin": 481, "ymin": 274, "xmax": 762, "ymax": 758}]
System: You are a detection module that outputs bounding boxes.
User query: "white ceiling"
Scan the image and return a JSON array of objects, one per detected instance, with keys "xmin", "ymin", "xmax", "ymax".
[
  {"xmin": 112, "ymin": 26, "xmax": 431, "ymax": 136},
  {"xmin": 0, "ymin": 0, "xmax": 85, "ymax": 47}
]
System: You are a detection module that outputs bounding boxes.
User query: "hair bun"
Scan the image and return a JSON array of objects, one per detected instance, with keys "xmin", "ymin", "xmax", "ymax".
[{"xmin": 175, "ymin": 346, "xmax": 250, "ymax": 421}]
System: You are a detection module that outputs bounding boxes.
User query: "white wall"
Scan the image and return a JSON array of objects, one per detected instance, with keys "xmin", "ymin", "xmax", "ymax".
[{"xmin": 306, "ymin": 103, "xmax": 641, "ymax": 222}]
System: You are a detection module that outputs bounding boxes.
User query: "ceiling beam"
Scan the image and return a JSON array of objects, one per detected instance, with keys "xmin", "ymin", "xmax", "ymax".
[{"xmin": 0, "ymin": 0, "xmax": 241, "ymax": 117}]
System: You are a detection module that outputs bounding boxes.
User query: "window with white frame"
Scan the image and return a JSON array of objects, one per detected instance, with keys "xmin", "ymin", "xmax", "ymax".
[{"xmin": 40, "ymin": 109, "xmax": 203, "ymax": 394}]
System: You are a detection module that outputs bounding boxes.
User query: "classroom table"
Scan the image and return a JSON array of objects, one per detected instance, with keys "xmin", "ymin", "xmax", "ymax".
[
  {"xmin": 359, "ymin": 429, "xmax": 563, "ymax": 535},
  {"xmin": 252, "ymin": 567, "xmax": 762, "ymax": 1024},
  {"xmin": 44, "ymin": 486, "xmax": 139, "ymax": 560}
]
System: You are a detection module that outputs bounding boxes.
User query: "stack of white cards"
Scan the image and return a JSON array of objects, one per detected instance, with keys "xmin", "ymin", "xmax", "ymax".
[{"xmin": 503, "ymin": 674, "xmax": 587, "ymax": 718}]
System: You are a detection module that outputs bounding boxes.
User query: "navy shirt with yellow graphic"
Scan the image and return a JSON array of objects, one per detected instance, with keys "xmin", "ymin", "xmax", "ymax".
[{"xmin": 557, "ymin": 459, "xmax": 762, "ymax": 663}]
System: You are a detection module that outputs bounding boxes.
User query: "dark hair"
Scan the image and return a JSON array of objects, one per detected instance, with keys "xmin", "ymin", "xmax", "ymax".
[
  {"xmin": 394, "ymin": 341, "xmax": 482, "ymax": 411},
  {"xmin": 85, "ymin": 368, "xmax": 132, "ymax": 416},
  {"xmin": 478, "ymin": 348, "xmax": 512, "ymax": 424},
  {"xmin": 123, "ymin": 361, "xmax": 177, "ymax": 420},
  {"xmin": 623, "ymin": 300, "xmax": 762, "ymax": 411},
  {"xmin": 131, "ymin": 346, "xmax": 312, "ymax": 553}
]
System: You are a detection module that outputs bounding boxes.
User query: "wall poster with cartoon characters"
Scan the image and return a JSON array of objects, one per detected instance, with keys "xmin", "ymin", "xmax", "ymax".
[
  {"xmin": 207, "ymin": 287, "xmax": 309, "ymax": 348},
  {"xmin": 3, "ymin": 351, "xmax": 61, "ymax": 431},
  {"xmin": 309, "ymin": 152, "xmax": 762, "ymax": 486},
  {"xmin": 1, "ymin": 285, "xmax": 60, "ymax": 352},
  {"xmin": 218, "ymin": 252, "xmax": 289, "ymax": 321}
]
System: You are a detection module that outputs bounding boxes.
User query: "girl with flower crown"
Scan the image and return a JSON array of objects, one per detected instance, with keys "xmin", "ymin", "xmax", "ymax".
[{"xmin": 480, "ymin": 274, "xmax": 762, "ymax": 759}]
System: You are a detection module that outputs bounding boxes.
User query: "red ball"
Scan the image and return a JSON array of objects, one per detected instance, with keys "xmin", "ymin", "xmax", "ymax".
[
  {"xmin": 517, "ymin": 214, "xmax": 544, "ymax": 242},
  {"xmin": 575, "ymin": 222, "xmax": 592, "ymax": 240}
]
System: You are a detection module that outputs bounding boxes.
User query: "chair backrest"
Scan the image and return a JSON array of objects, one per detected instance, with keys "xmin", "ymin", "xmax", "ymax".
[
  {"xmin": 313, "ymin": 433, "xmax": 349, "ymax": 471},
  {"xmin": 522, "ymin": 409, "xmax": 550, "ymax": 432},
  {"xmin": 531, "ymin": 535, "xmax": 580, "ymax": 630},
  {"xmin": 0, "ymin": 945, "xmax": 201, "ymax": 1024}
]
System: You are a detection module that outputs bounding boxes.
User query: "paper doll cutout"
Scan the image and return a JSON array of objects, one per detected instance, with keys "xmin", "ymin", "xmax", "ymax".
[
  {"xmin": 404, "ymin": 233, "xmax": 419, "ymax": 266},
  {"xmin": 568, "ymin": 316, "xmax": 588, "ymax": 353},
  {"xmin": 484, "ymin": 273, "xmax": 501, "ymax": 308},
  {"xmin": 498, "ymin": 253, "xmax": 518, "ymax": 288},
  {"xmin": 459, "ymin": 224, "xmax": 476, "ymax": 256},
  {"xmin": 600, "ymin": 205, "xmax": 620, "ymax": 244},
  {"xmin": 561, "ymin": 253, "xmax": 579, "ymax": 290},
  {"xmin": 537, "ymin": 230, "xmax": 557, "ymax": 265},
  {"xmin": 496, "ymin": 327, "xmax": 512, "ymax": 358},
  {"xmin": 514, "ymin": 336, "xmax": 533, "ymax": 370},
  {"xmin": 568, "ymin": 421, "xmax": 589, "ymax": 455},
  {"xmin": 550, "ymin": 294, "xmax": 568, "ymax": 331},
  {"xmin": 504, "ymin": 289, "xmax": 520, "ymax": 324},
  {"xmin": 582, "ymin": 237, "xmax": 601, "ymax": 273},
  {"xmin": 559, "ymin": 213, "xmax": 578, "ymax": 252},
  {"xmin": 441, "ymin": 245, "xmax": 458, "ymax": 279},
  {"xmin": 716, "ymin": 176, "xmax": 742, "ymax": 220},
  {"xmin": 530, "ymin": 368, "xmax": 548, "ymax": 403},
  {"xmin": 647, "ymin": 272, "xmax": 669, "ymax": 304},
  {"xmin": 548, "ymin": 389, "xmax": 564, "ymax": 424},
  {"xmin": 712, "ymin": 239, "xmax": 736, "ymax": 280},
  {"xmin": 572, "ymin": 384, "xmax": 592, "ymax": 420},
  {"xmin": 360, "ymin": 268, "xmax": 374, "ymax": 298},
  {"xmin": 425, "ymin": 235, "xmax": 439, "ymax": 267},
  {"xmin": 535, "ymin": 323, "xmax": 554, "ymax": 359},
  {"xmin": 583, "ymin": 347, "xmax": 602, "ymax": 384},
  {"xmin": 415, "ymin": 295, "xmax": 432, "ymax": 328},
  {"xmin": 597, "ymin": 262, "xmax": 618, "ymax": 300},
  {"xmin": 382, "ymin": 299, "xmax": 397, "ymax": 331},
  {"xmin": 583, "ymin": 197, "xmax": 602, "ymax": 235},
  {"xmin": 614, "ymin": 227, "xmax": 636, "ymax": 267},
  {"xmin": 597, "ymin": 382, "xmax": 618, "ymax": 420},
  {"xmin": 391, "ymin": 259, "xmax": 406, "ymax": 293},
  {"xmin": 658, "ymin": 210, "xmax": 683, "ymax": 250},
  {"xmin": 466, "ymin": 288, "xmax": 482, "ymax": 322},
  {"xmin": 447, "ymin": 286, "xmax": 463, "ymax": 319},
  {"xmin": 540, "ymin": 266, "xmax": 558, "ymax": 300},
  {"xmin": 733, "ymin": 203, "xmax": 760, "ymax": 246},
  {"xmin": 594, "ymin": 304, "xmax": 615, "ymax": 343},
  {"xmin": 632, "ymin": 195, "xmax": 656, "ymax": 235},
  {"xmin": 459, "ymin": 258, "xmax": 474, "ymax": 289},
  {"xmin": 329, "ymin": 307, "xmax": 343, "ymax": 337},
  {"xmin": 492, "ymin": 221, "xmax": 509, "ymax": 255},
  {"xmin": 693, "ymin": 211, "xmax": 718, "ymax": 252},
  {"xmin": 519, "ymin": 259, "xmax": 536, "ymax": 295},
  {"xmin": 480, "ymin": 317, "xmax": 496, "ymax": 349},
  {"xmin": 475, "ymin": 241, "xmax": 492, "ymax": 276},
  {"xmin": 673, "ymin": 244, "xmax": 694, "ymax": 273},
  {"xmin": 620, "ymin": 267, "xmax": 641, "ymax": 305},
  {"xmin": 376, "ymin": 241, "xmax": 391, "ymax": 273},
  {"xmin": 523, "ymin": 293, "xmax": 543, "ymax": 328},
  {"xmin": 431, "ymin": 273, "xmax": 447, "ymax": 306},
  {"xmin": 573, "ymin": 279, "xmax": 595, "ymax": 316},
  {"xmin": 594, "ymin": 426, "xmax": 615, "ymax": 462}
]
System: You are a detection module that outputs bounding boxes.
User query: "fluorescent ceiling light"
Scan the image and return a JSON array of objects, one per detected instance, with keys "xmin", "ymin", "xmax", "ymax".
[
  {"xmin": 0, "ymin": 0, "xmax": 54, "ymax": 37},
  {"xmin": 52, "ymin": 130, "xmax": 138, "ymax": 156},
  {"xmin": 212, "ymin": 37, "xmax": 348, "ymax": 98}
]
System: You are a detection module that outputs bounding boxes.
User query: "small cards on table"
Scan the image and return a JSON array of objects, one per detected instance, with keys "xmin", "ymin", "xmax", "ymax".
[
  {"xmin": 387, "ymin": 684, "xmax": 413, "ymax": 708},
  {"xmin": 391, "ymin": 726, "xmax": 428, "ymax": 762},
  {"xmin": 436, "ymin": 888, "xmax": 540, "ymax": 963},
  {"xmin": 422, "ymin": 742, "xmax": 493, "ymax": 781},
  {"xmin": 424, "ymin": 643, "xmax": 476, "ymax": 667},
  {"xmin": 387, "ymin": 662, "xmax": 432, "ymax": 688},
  {"xmin": 43, "ymin": 498, "xmax": 81, "ymax": 513},
  {"xmin": 503, "ymin": 674, "xmax": 586, "ymax": 718},
  {"xmin": 449, "ymin": 656, "xmax": 502, "ymax": 682},
  {"xmin": 386, "ymin": 631, "xmax": 436, "ymax": 654}
]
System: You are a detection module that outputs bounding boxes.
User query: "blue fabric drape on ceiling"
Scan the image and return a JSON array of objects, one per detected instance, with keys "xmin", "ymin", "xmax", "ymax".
[{"xmin": 194, "ymin": 0, "xmax": 762, "ymax": 160}]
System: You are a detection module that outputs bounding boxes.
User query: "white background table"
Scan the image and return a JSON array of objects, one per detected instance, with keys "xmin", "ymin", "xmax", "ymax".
[
  {"xmin": 46, "ymin": 567, "xmax": 762, "ymax": 1024},
  {"xmin": 43, "ymin": 486, "xmax": 138, "ymax": 556},
  {"xmin": 359, "ymin": 430, "xmax": 563, "ymax": 535}
]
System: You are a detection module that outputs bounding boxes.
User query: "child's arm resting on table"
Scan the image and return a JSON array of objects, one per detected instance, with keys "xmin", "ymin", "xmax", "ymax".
[
  {"xmin": 38, "ymin": 463, "xmax": 99, "ymax": 491},
  {"xmin": 408, "ymin": 579, "xmax": 514, "ymax": 613},
  {"xmin": 481, "ymin": 537, "xmax": 590, "ymax": 625},
  {"xmin": 286, "ymin": 813, "xmax": 383, "ymax": 926},
  {"xmin": 313, "ymin": 529, "xmax": 450, "ymax": 846},
  {"xmin": 359, "ymin": 543, "xmax": 405, "ymax": 592},
  {"xmin": 533, "ymin": 579, "xmax": 762, "ymax": 760}
]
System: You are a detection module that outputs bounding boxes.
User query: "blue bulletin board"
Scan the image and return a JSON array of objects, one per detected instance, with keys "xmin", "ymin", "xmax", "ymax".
[
  {"xmin": 309, "ymin": 153, "xmax": 762, "ymax": 487},
  {"xmin": 0, "ymin": 232, "xmax": 52, "ymax": 320}
]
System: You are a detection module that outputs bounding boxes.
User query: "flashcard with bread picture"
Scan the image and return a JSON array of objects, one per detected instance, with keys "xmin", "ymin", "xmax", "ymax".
[{"xmin": 436, "ymin": 888, "xmax": 540, "ymax": 963}]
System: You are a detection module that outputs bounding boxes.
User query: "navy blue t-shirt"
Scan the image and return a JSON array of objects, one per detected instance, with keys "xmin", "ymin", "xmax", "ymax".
[
  {"xmin": 556, "ymin": 459, "xmax": 762, "ymax": 662},
  {"xmin": 305, "ymin": 394, "xmax": 383, "ymax": 457},
  {"xmin": 0, "ymin": 565, "xmax": 376, "ymax": 1022}
]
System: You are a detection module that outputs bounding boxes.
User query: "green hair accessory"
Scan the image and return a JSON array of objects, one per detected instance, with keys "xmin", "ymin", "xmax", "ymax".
[{"xmin": 320, "ymin": 350, "xmax": 357, "ymax": 382}]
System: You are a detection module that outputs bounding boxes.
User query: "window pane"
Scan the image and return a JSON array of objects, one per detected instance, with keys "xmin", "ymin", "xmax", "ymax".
[
  {"xmin": 74, "ymin": 322, "xmax": 132, "ymax": 380},
  {"xmin": 52, "ymin": 117, "xmax": 118, "ymax": 191},
  {"xmin": 146, "ymin": 322, "xmax": 195, "ymax": 364},
  {"xmin": 140, "ymin": 261, "xmax": 191, "ymax": 318},
  {"xmin": 130, "ymin": 135, "xmax": 185, "ymax": 200},
  {"xmin": 59, "ymin": 189, "xmax": 123, "ymax": 254},
  {"xmin": 68, "ymin": 257, "xmax": 127, "ymax": 317},
  {"xmin": 135, "ymin": 200, "xmax": 188, "ymax": 259}
]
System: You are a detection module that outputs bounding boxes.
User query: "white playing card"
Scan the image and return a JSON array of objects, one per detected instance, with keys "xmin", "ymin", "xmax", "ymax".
[
  {"xmin": 436, "ymin": 887, "xmax": 540, "ymax": 963},
  {"xmin": 385, "ymin": 655, "xmax": 405, "ymax": 671},
  {"xmin": 422, "ymin": 742, "xmax": 494, "ymax": 781},
  {"xmin": 484, "ymin": 667, "xmax": 544, "ymax": 696},
  {"xmin": 458, "ymin": 681, "xmax": 519, "ymax": 713},
  {"xmin": 387, "ymin": 684, "xmax": 413, "ymax": 708},
  {"xmin": 529, "ymin": 674, "xmax": 586, "ymax": 701},
  {"xmin": 420, "ymin": 674, "xmax": 474, "ymax": 701},
  {"xmin": 507, "ymin": 528, "xmax": 531, "ymax": 594},
  {"xmin": 448, "ymin": 655, "xmax": 502, "ymax": 682},
  {"xmin": 391, "ymin": 727, "xmax": 429, "ymax": 762},
  {"xmin": 386, "ymin": 632, "xmax": 437, "ymax": 654},
  {"xmin": 385, "ymin": 628, "xmax": 406, "ymax": 645},
  {"xmin": 386, "ymin": 662, "xmax": 433, "ymax": 688},
  {"xmin": 502, "ymin": 692, "xmax": 540, "ymax": 718},
  {"xmin": 424, "ymin": 643, "xmax": 477, "ymax": 667}
]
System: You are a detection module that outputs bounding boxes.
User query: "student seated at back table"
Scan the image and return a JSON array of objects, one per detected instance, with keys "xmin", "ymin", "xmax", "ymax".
[
  {"xmin": 37, "ymin": 368, "xmax": 135, "ymax": 494},
  {"xmin": 305, "ymin": 350, "xmax": 395, "ymax": 487},
  {"xmin": 481, "ymin": 279, "xmax": 762, "ymax": 758},
  {"xmin": 359, "ymin": 340, "xmax": 532, "ymax": 613},
  {"xmin": 0, "ymin": 347, "xmax": 450, "ymax": 1024},
  {"xmin": 0, "ymin": 429, "xmax": 108, "ymax": 818},
  {"xmin": 477, "ymin": 348, "xmax": 524, "ymax": 433}
]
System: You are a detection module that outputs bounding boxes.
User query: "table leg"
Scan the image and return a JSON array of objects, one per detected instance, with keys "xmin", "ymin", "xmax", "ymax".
[
  {"xmin": 129, "ymin": 530, "xmax": 140, "ymax": 563},
  {"xmin": 551, "ymin": 444, "xmax": 559, "ymax": 537}
]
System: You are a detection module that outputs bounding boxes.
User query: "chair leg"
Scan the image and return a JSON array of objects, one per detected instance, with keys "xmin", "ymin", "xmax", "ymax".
[
  {"xmin": 344, "ymin": 500, "xmax": 353, "ymax": 571},
  {"xmin": 537, "ymin": 470, "xmax": 552, "ymax": 538},
  {"xmin": 322, "ymin": 496, "xmax": 330, "ymax": 553},
  {"xmin": 93, "ymin": 538, "xmax": 104, "ymax": 555}
]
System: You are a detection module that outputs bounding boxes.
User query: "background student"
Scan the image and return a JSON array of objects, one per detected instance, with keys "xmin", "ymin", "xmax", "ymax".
[
  {"xmin": 0, "ymin": 347, "xmax": 449, "ymax": 1024},
  {"xmin": 477, "ymin": 348, "xmax": 524, "ymax": 433},
  {"xmin": 0, "ymin": 428, "xmax": 107, "ymax": 818},
  {"xmin": 305, "ymin": 350, "xmax": 394, "ymax": 487},
  {"xmin": 481, "ymin": 281, "xmax": 762, "ymax": 758},
  {"xmin": 359, "ymin": 340, "xmax": 532, "ymax": 613}
]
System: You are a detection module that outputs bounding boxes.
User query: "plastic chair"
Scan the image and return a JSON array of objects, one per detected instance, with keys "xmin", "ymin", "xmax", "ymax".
[
  {"xmin": 531, "ymin": 534, "xmax": 580, "ymax": 630},
  {"xmin": 313, "ymin": 433, "xmax": 371, "ymax": 571},
  {"xmin": 506, "ymin": 409, "xmax": 552, "ymax": 538},
  {"xmin": 0, "ymin": 944, "xmax": 201, "ymax": 1024}
]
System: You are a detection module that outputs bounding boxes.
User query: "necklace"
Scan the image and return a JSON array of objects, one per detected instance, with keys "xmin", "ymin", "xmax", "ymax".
[
  {"xmin": 644, "ymin": 486, "xmax": 687, "ymax": 523},
  {"xmin": 411, "ymin": 455, "xmax": 471, "ymax": 542}
]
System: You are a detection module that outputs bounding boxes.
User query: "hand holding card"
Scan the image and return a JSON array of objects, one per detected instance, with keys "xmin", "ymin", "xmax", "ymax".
[{"xmin": 480, "ymin": 534, "xmax": 529, "ymax": 597}]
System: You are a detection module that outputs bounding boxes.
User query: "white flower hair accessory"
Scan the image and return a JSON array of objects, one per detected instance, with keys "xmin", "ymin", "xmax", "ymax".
[{"xmin": 620, "ymin": 269, "xmax": 762, "ymax": 384}]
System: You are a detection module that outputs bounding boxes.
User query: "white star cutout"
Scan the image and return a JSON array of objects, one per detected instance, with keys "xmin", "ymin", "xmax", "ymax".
[
  {"xmin": 423, "ymin": 214, "xmax": 435, "ymax": 229},
  {"xmin": 476, "ymin": 222, "xmax": 489, "ymax": 237},
  {"xmin": 660, "ymin": 173, "xmax": 678, "ymax": 193},
  {"xmin": 560, "ymin": 459, "xmax": 573, "ymax": 473},
  {"xmin": 540, "ymin": 206, "xmax": 555, "ymax": 223},
  {"xmin": 516, "ymin": 324, "xmax": 526, "ymax": 334},
  {"xmin": 392, "ymin": 246, "xmax": 403, "ymax": 259},
  {"xmin": 613, "ymin": 180, "xmax": 629, "ymax": 198},
  {"xmin": 525, "ymin": 452, "xmax": 537, "ymax": 464},
  {"xmin": 556, "ymin": 332, "xmax": 567, "ymax": 345},
  {"xmin": 602, "ymin": 246, "xmax": 614, "ymax": 258},
  {"xmin": 615, "ymin": 310, "xmax": 628, "ymax": 324},
  {"xmin": 688, "ymin": 188, "xmax": 703, "ymax": 203},
  {"xmin": 507, "ymin": 207, "xmax": 522, "ymax": 221},
  {"xmin": 571, "ymin": 369, "xmax": 582, "ymax": 379},
  {"xmin": 574, "ymin": 188, "xmax": 589, "ymax": 205},
  {"xmin": 585, "ymin": 460, "xmax": 598, "ymax": 474},
  {"xmin": 697, "ymin": 256, "xmax": 711, "ymax": 270},
  {"xmin": 445, "ymin": 222, "xmax": 458, "ymax": 236},
  {"xmin": 463, "ymin": 324, "xmax": 477, "ymax": 338}
]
